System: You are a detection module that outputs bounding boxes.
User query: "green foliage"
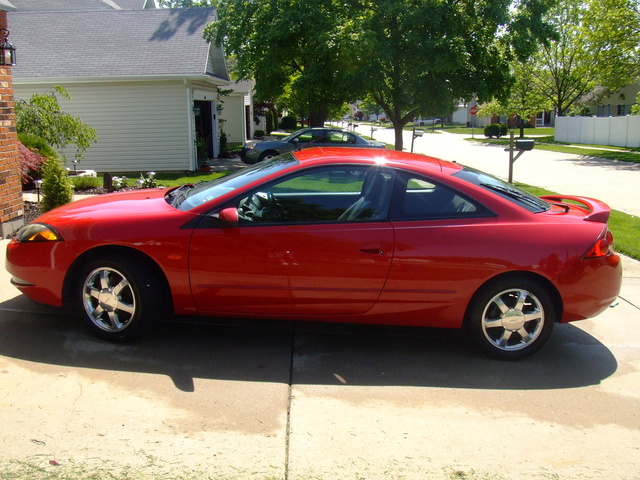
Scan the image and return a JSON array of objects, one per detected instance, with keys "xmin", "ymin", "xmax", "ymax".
[
  {"xmin": 254, "ymin": 129, "xmax": 265, "ymax": 138},
  {"xmin": 279, "ymin": 115, "xmax": 297, "ymax": 130},
  {"xmin": 219, "ymin": 130, "xmax": 228, "ymax": 154},
  {"xmin": 40, "ymin": 157, "xmax": 74, "ymax": 213},
  {"xmin": 137, "ymin": 172, "xmax": 158, "ymax": 189},
  {"xmin": 632, "ymin": 91, "xmax": 640, "ymax": 115},
  {"xmin": 531, "ymin": 0, "xmax": 640, "ymax": 116},
  {"xmin": 17, "ymin": 134, "xmax": 57, "ymax": 185},
  {"xmin": 69, "ymin": 175, "xmax": 101, "ymax": 191},
  {"xmin": 484, "ymin": 124, "xmax": 508, "ymax": 138},
  {"xmin": 15, "ymin": 86, "xmax": 97, "ymax": 163}
]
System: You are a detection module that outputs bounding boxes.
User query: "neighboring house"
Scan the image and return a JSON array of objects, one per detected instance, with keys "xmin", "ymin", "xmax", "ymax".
[
  {"xmin": 590, "ymin": 83, "xmax": 640, "ymax": 117},
  {"xmin": 10, "ymin": 3, "xmax": 250, "ymax": 173}
]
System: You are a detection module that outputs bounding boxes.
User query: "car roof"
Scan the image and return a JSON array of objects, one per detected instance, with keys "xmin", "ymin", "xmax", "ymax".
[{"xmin": 292, "ymin": 146, "xmax": 463, "ymax": 175}]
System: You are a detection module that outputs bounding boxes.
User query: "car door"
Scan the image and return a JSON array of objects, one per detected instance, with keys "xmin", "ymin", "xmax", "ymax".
[{"xmin": 188, "ymin": 165, "xmax": 395, "ymax": 316}]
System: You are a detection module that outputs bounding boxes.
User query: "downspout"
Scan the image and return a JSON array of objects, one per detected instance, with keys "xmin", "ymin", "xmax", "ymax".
[{"xmin": 184, "ymin": 79, "xmax": 197, "ymax": 171}]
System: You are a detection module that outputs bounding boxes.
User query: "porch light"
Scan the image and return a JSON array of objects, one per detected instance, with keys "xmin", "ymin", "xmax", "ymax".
[{"xmin": 0, "ymin": 28, "xmax": 16, "ymax": 66}]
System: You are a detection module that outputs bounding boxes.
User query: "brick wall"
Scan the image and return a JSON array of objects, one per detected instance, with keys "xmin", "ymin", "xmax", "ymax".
[{"xmin": 0, "ymin": 11, "xmax": 23, "ymax": 238}]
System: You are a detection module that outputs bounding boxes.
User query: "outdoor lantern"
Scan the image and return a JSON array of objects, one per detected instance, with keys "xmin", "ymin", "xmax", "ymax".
[{"xmin": 0, "ymin": 28, "xmax": 16, "ymax": 66}]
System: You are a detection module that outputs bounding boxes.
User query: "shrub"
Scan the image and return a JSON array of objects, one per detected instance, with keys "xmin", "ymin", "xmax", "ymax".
[
  {"xmin": 219, "ymin": 130, "xmax": 228, "ymax": 154},
  {"xmin": 280, "ymin": 115, "xmax": 297, "ymax": 130},
  {"xmin": 18, "ymin": 142, "xmax": 47, "ymax": 185},
  {"xmin": 484, "ymin": 123, "xmax": 507, "ymax": 138},
  {"xmin": 18, "ymin": 133, "xmax": 57, "ymax": 185},
  {"xmin": 137, "ymin": 172, "xmax": 157, "ymax": 189},
  {"xmin": 70, "ymin": 175, "xmax": 101, "ymax": 191},
  {"xmin": 254, "ymin": 129, "xmax": 265, "ymax": 138},
  {"xmin": 41, "ymin": 156, "xmax": 74, "ymax": 212}
]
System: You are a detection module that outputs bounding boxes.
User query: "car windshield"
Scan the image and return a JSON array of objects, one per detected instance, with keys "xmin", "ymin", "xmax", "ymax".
[
  {"xmin": 169, "ymin": 154, "xmax": 299, "ymax": 211},
  {"xmin": 454, "ymin": 166, "xmax": 551, "ymax": 213}
]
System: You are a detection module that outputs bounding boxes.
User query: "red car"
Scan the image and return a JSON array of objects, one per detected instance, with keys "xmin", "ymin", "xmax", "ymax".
[{"xmin": 6, "ymin": 147, "xmax": 621, "ymax": 359}]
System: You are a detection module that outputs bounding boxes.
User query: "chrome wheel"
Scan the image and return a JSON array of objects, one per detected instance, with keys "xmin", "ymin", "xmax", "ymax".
[
  {"xmin": 480, "ymin": 288, "xmax": 545, "ymax": 352},
  {"xmin": 82, "ymin": 266, "xmax": 137, "ymax": 333},
  {"xmin": 466, "ymin": 277, "xmax": 555, "ymax": 359}
]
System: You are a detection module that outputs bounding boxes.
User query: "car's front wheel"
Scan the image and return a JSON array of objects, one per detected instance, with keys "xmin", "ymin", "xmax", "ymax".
[
  {"xmin": 76, "ymin": 256, "xmax": 162, "ymax": 341},
  {"xmin": 466, "ymin": 277, "xmax": 556, "ymax": 360}
]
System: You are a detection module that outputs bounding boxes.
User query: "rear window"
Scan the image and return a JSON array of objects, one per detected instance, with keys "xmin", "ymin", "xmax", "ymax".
[{"xmin": 454, "ymin": 166, "xmax": 550, "ymax": 213}]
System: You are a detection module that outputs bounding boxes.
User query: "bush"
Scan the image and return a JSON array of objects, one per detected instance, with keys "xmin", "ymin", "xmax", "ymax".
[
  {"xmin": 280, "ymin": 115, "xmax": 297, "ymax": 130},
  {"xmin": 484, "ymin": 123, "xmax": 507, "ymax": 138},
  {"xmin": 70, "ymin": 175, "xmax": 101, "ymax": 191},
  {"xmin": 41, "ymin": 156, "xmax": 74, "ymax": 212},
  {"xmin": 18, "ymin": 133, "xmax": 57, "ymax": 185},
  {"xmin": 254, "ymin": 130, "xmax": 265, "ymax": 138}
]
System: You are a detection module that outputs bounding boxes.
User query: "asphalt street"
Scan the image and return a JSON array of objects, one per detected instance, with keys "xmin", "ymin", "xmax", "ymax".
[{"xmin": 1, "ymin": 132, "xmax": 640, "ymax": 480}]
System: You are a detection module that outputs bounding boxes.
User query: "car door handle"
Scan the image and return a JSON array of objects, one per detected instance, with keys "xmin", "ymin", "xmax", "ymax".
[{"xmin": 359, "ymin": 244, "xmax": 384, "ymax": 255}]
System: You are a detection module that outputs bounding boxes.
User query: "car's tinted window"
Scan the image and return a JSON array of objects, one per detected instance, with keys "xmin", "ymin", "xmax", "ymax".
[
  {"xmin": 328, "ymin": 131, "xmax": 357, "ymax": 144},
  {"xmin": 389, "ymin": 172, "xmax": 491, "ymax": 220},
  {"xmin": 234, "ymin": 166, "xmax": 395, "ymax": 224},
  {"xmin": 454, "ymin": 166, "xmax": 550, "ymax": 213},
  {"xmin": 172, "ymin": 154, "xmax": 299, "ymax": 211}
]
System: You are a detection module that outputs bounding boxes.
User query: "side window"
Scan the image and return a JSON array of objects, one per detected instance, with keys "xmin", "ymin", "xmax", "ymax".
[
  {"xmin": 235, "ymin": 166, "xmax": 395, "ymax": 224},
  {"xmin": 390, "ymin": 173, "xmax": 484, "ymax": 220},
  {"xmin": 329, "ymin": 131, "xmax": 357, "ymax": 144}
]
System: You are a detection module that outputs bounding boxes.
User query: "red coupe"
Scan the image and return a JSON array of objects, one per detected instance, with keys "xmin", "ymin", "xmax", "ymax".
[{"xmin": 6, "ymin": 147, "xmax": 621, "ymax": 359}]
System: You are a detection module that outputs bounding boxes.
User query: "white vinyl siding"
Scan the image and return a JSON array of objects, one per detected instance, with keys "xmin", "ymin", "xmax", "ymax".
[
  {"xmin": 15, "ymin": 81, "xmax": 195, "ymax": 173},
  {"xmin": 222, "ymin": 93, "xmax": 246, "ymax": 143}
]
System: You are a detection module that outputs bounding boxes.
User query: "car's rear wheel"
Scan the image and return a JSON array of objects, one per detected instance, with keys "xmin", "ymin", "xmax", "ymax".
[
  {"xmin": 466, "ymin": 277, "xmax": 555, "ymax": 360},
  {"xmin": 76, "ymin": 256, "xmax": 161, "ymax": 341}
]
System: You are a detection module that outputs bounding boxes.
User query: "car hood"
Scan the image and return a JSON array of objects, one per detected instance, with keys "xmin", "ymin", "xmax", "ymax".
[{"xmin": 33, "ymin": 188, "xmax": 177, "ymax": 225}]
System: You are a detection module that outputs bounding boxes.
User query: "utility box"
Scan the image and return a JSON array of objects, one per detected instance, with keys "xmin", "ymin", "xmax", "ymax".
[{"xmin": 515, "ymin": 139, "xmax": 534, "ymax": 151}]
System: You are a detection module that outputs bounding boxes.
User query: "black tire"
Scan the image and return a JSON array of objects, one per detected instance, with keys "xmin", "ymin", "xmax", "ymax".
[
  {"xmin": 465, "ymin": 277, "xmax": 555, "ymax": 360},
  {"xmin": 258, "ymin": 151, "xmax": 279, "ymax": 162},
  {"xmin": 75, "ymin": 256, "xmax": 163, "ymax": 341}
]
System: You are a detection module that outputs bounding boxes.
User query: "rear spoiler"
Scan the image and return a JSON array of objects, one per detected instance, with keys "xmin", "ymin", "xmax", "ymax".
[{"xmin": 540, "ymin": 195, "xmax": 611, "ymax": 223}]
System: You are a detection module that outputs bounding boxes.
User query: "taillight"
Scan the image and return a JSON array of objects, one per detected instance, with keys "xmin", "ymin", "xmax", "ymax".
[{"xmin": 585, "ymin": 230, "xmax": 614, "ymax": 258}]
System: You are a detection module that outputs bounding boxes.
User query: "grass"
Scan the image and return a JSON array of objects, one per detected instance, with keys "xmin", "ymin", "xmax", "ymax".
[{"xmin": 472, "ymin": 134, "xmax": 640, "ymax": 163}]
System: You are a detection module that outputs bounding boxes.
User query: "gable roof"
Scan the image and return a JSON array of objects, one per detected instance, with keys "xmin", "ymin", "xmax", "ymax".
[
  {"xmin": 9, "ymin": 0, "xmax": 156, "ymax": 11},
  {"xmin": 10, "ymin": 7, "xmax": 229, "ymax": 84}
]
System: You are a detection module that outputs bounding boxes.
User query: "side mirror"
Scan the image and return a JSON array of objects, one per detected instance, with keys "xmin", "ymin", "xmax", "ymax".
[{"xmin": 216, "ymin": 207, "xmax": 239, "ymax": 226}]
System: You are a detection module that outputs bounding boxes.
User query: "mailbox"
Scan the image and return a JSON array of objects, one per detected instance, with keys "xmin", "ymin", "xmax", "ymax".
[
  {"xmin": 413, "ymin": 129, "xmax": 424, "ymax": 137},
  {"xmin": 515, "ymin": 139, "xmax": 534, "ymax": 151}
]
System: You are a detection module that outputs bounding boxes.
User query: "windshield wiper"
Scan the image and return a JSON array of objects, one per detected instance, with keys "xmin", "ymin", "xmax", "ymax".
[{"xmin": 167, "ymin": 184, "xmax": 194, "ymax": 207}]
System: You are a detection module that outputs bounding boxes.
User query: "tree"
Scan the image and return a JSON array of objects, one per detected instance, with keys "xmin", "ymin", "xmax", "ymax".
[
  {"xmin": 531, "ymin": 0, "xmax": 640, "ymax": 117},
  {"xmin": 207, "ymin": 0, "xmax": 359, "ymax": 127},
  {"xmin": 341, "ymin": 0, "xmax": 557, "ymax": 150},
  {"xmin": 210, "ymin": 0, "xmax": 555, "ymax": 149},
  {"xmin": 479, "ymin": 61, "xmax": 553, "ymax": 137},
  {"xmin": 15, "ymin": 86, "xmax": 97, "ymax": 163}
]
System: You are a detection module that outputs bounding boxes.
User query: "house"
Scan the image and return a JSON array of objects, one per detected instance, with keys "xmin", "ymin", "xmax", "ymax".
[
  {"xmin": 591, "ymin": 83, "xmax": 640, "ymax": 117},
  {"xmin": 9, "ymin": 2, "xmax": 250, "ymax": 173}
]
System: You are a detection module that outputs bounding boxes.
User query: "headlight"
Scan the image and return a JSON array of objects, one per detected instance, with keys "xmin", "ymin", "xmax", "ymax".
[{"xmin": 16, "ymin": 223, "xmax": 63, "ymax": 243}]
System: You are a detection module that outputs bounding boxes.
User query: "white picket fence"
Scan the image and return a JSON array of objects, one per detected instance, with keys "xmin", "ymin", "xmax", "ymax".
[{"xmin": 555, "ymin": 115, "xmax": 640, "ymax": 148}]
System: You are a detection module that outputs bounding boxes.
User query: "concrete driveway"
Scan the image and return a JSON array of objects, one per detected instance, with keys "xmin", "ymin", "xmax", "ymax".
[{"xmin": 1, "ymin": 237, "xmax": 639, "ymax": 480}]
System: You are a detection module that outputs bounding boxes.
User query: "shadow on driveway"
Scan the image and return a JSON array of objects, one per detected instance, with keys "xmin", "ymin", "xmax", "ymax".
[{"xmin": 0, "ymin": 294, "xmax": 617, "ymax": 393}]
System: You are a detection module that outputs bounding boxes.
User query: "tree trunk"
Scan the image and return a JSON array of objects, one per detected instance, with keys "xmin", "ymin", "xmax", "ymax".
[
  {"xmin": 393, "ymin": 122, "xmax": 404, "ymax": 151},
  {"xmin": 309, "ymin": 105, "xmax": 328, "ymax": 128}
]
